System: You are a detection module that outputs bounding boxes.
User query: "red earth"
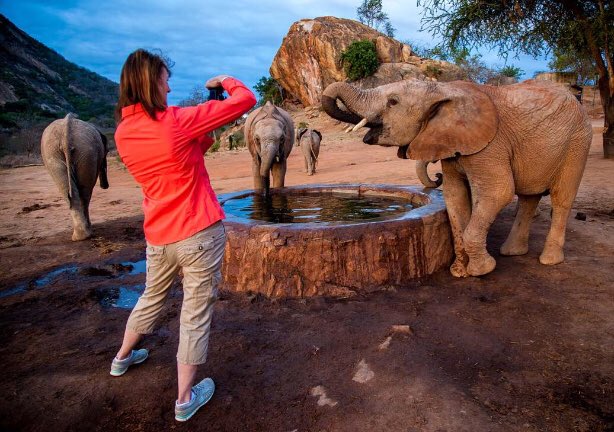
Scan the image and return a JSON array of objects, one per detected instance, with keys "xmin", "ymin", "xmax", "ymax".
[{"xmin": 0, "ymin": 110, "xmax": 612, "ymax": 431}]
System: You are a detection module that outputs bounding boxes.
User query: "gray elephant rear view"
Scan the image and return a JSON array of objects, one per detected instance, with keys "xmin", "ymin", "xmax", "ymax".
[
  {"xmin": 244, "ymin": 101, "xmax": 294, "ymax": 194},
  {"xmin": 41, "ymin": 113, "xmax": 109, "ymax": 241},
  {"xmin": 297, "ymin": 128, "xmax": 322, "ymax": 175}
]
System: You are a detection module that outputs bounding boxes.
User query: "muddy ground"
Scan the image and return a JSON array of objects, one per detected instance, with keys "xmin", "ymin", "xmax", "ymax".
[{"xmin": 0, "ymin": 111, "xmax": 613, "ymax": 432}]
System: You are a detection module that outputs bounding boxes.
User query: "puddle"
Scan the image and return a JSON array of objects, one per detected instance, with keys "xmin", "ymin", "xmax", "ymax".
[
  {"xmin": 121, "ymin": 260, "xmax": 146, "ymax": 275},
  {"xmin": 33, "ymin": 266, "xmax": 78, "ymax": 288},
  {"xmin": 2, "ymin": 260, "xmax": 146, "ymax": 301},
  {"xmin": 98, "ymin": 285, "xmax": 145, "ymax": 309},
  {"xmin": 0, "ymin": 283, "xmax": 28, "ymax": 299}
]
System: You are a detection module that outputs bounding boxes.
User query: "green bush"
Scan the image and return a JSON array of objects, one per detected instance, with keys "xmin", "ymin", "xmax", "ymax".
[
  {"xmin": 254, "ymin": 76, "xmax": 283, "ymax": 106},
  {"xmin": 341, "ymin": 40, "xmax": 379, "ymax": 81},
  {"xmin": 208, "ymin": 140, "xmax": 221, "ymax": 153},
  {"xmin": 297, "ymin": 121, "xmax": 308, "ymax": 129}
]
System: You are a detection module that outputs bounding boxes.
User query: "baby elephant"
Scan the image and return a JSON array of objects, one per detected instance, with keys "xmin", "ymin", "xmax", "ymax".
[
  {"xmin": 41, "ymin": 114, "xmax": 109, "ymax": 241},
  {"xmin": 297, "ymin": 128, "xmax": 322, "ymax": 175},
  {"xmin": 244, "ymin": 101, "xmax": 294, "ymax": 195}
]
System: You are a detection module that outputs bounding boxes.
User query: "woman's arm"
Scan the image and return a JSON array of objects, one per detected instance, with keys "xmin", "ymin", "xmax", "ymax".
[{"xmin": 174, "ymin": 77, "xmax": 257, "ymax": 140}]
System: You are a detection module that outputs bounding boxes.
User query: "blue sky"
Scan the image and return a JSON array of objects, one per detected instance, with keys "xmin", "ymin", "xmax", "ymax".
[{"xmin": 1, "ymin": 0, "xmax": 551, "ymax": 105}]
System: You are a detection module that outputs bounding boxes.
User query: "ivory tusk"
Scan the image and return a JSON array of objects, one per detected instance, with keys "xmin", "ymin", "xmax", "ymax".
[
  {"xmin": 344, "ymin": 125, "xmax": 354, "ymax": 133},
  {"xmin": 352, "ymin": 118, "xmax": 368, "ymax": 132}
]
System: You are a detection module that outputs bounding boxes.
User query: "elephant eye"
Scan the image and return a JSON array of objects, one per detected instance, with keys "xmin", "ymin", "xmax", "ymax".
[{"xmin": 387, "ymin": 97, "xmax": 399, "ymax": 107}]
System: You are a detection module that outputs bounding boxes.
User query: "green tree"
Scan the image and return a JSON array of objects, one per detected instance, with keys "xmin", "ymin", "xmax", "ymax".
[
  {"xmin": 254, "ymin": 76, "xmax": 284, "ymax": 106},
  {"xmin": 419, "ymin": 0, "xmax": 614, "ymax": 158},
  {"xmin": 499, "ymin": 65, "xmax": 523, "ymax": 79},
  {"xmin": 357, "ymin": 0, "xmax": 395, "ymax": 37},
  {"xmin": 341, "ymin": 40, "xmax": 380, "ymax": 81},
  {"xmin": 178, "ymin": 85, "xmax": 208, "ymax": 107},
  {"xmin": 548, "ymin": 48, "xmax": 598, "ymax": 85}
]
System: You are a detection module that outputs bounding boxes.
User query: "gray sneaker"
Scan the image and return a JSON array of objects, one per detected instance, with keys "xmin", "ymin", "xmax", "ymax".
[
  {"xmin": 110, "ymin": 349, "xmax": 149, "ymax": 377},
  {"xmin": 175, "ymin": 377, "xmax": 215, "ymax": 422}
]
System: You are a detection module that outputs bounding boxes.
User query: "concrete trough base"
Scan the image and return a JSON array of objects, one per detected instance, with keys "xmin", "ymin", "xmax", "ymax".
[{"xmin": 219, "ymin": 184, "xmax": 453, "ymax": 298}]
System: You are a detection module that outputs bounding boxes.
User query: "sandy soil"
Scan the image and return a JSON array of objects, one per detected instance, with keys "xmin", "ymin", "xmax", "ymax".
[{"xmin": 0, "ymin": 110, "xmax": 612, "ymax": 432}]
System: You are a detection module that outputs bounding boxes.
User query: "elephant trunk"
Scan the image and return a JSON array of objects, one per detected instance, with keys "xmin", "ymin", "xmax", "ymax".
[
  {"xmin": 416, "ymin": 160, "xmax": 443, "ymax": 188},
  {"xmin": 321, "ymin": 82, "xmax": 381, "ymax": 127},
  {"xmin": 259, "ymin": 142, "xmax": 277, "ymax": 178}
]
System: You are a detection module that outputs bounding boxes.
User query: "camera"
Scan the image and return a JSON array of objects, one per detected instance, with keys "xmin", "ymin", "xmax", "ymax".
[{"xmin": 207, "ymin": 87, "xmax": 226, "ymax": 101}]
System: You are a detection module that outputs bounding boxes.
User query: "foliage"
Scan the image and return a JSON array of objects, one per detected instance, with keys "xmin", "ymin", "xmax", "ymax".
[
  {"xmin": 548, "ymin": 48, "xmax": 598, "ymax": 85},
  {"xmin": 297, "ymin": 121, "xmax": 309, "ymax": 129},
  {"xmin": 208, "ymin": 140, "xmax": 221, "ymax": 153},
  {"xmin": 254, "ymin": 76, "xmax": 284, "ymax": 106},
  {"xmin": 356, "ymin": 0, "xmax": 395, "ymax": 37},
  {"xmin": 499, "ymin": 65, "xmax": 523, "ymax": 79},
  {"xmin": 178, "ymin": 86, "xmax": 208, "ymax": 107},
  {"xmin": 341, "ymin": 40, "xmax": 380, "ymax": 81},
  {"xmin": 418, "ymin": 0, "xmax": 614, "ymax": 156}
]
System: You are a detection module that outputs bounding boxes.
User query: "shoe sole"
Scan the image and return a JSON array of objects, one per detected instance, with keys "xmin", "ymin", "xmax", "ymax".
[
  {"xmin": 175, "ymin": 388, "xmax": 214, "ymax": 422},
  {"xmin": 109, "ymin": 352, "xmax": 149, "ymax": 377}
]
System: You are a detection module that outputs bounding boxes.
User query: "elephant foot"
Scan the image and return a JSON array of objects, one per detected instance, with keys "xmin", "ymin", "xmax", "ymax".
[
  {"xmin": 500, "ymin": 239, "xmax": 529, "ymax": 256},
  {"xmin": 539, "ymin": 243, "xmax": 564, "ymax": 265},
  {"xmin": 467, "ymin": 255, "xmax": 496, "ymax": 277},
  {"xmin": 307, "ymin": 171, "xmax": 314, "ymax": 176},
  {"xmin": 450, "ymin": 258, "xmax": 470, "ymax": 278},
  {"xmin": 72, "ymin": 228, "xmax": 92, "ymax": 241}
]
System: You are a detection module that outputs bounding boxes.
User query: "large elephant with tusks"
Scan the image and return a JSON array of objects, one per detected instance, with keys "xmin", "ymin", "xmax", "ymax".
[
  {"xmin": 41, "ymin": 113, "xmax": 109, "ymax": 241},
  {"xmin": 244, "ymin": 101, "xmax": 294, "ymax": 195}
]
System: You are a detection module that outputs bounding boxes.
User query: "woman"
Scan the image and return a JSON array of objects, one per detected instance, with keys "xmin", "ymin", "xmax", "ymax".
[{"xmin": 110, "ymin": 49, "xmax": 256, "ymax": 422}]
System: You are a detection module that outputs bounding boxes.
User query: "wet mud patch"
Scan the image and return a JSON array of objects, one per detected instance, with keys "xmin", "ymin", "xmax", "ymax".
[{"xmin": 19, "ymin": 203, "xmax": 60, "ymax": 214}]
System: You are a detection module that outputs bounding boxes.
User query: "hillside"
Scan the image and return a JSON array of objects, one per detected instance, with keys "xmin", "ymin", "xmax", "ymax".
[{"xmin": 0, "ymin": 14, "xmax": 118, "ymax": 131}]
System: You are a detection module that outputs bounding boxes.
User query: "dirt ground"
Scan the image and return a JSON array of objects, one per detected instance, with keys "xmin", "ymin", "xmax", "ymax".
[{"xmin": 0, "ymin": 109, "xmax": 613, "ymax": 432}]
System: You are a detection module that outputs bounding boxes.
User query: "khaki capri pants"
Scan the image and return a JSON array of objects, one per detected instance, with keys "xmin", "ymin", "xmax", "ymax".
[{"xmin": 126, "ymin": 221, "xmax": 226, "ymax": 365}]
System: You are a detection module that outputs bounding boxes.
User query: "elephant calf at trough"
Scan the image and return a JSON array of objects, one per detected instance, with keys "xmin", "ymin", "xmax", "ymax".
[
  {"xmin": 323, "ymin": 79, "xmax": 592, "ymax": 277},
  {"xmin": 297, "ymin": 128, "xmax": 322, "ymax": 175},
  {"xmin": 244, "ymin": 101, "xmax": 294, "ymax": 194},
  {"xmin": 41, "ymin": 114, "xmax": 109, "ymax": 241}
]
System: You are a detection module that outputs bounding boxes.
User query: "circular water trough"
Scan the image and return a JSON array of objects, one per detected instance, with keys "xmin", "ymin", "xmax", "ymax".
[{"xmin": 219, "ymin": 184, "xmax": 453, "ymax": 298}]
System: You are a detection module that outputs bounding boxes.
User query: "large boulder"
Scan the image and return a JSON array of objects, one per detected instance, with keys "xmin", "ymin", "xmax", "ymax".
[{"xmin": 270, "ymin": 16, "xmax": 459, "ymax": 106}]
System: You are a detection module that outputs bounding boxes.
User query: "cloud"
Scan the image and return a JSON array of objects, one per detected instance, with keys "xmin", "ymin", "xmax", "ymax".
[{"xmin": 2, "ymin": 0, "xmax": 550, "ymax": 104}]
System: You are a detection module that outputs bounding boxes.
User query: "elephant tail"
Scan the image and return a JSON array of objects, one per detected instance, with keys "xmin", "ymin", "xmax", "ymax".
[
  {"xmin": 63, "ymin": 113, "xmax": 79, "ymax": 208},
  {"xmin": 416, "ymin": 160, "xmax": 443, "ymax": 188}
]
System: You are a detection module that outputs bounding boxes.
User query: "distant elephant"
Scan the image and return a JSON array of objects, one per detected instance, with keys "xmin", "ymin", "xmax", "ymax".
[
  {"xmin": 323, "ymin": 79, "xmax": 592, "ymax": 277},
  {"xmin": 41, "ymin": 113, "xmax": 109, "ymax": 241},
  {"xmin": 244, "ymin": 101, "xmax": 294, "ymax": 194},
  {"xmin": 297, "ymin": 128, "xmax": 322, "ymax": 175}
]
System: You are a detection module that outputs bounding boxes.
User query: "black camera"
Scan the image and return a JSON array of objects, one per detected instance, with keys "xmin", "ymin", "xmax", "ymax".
[{"xmin": 207, "ymin": 87, "xmax": 226, "ymax": 101}]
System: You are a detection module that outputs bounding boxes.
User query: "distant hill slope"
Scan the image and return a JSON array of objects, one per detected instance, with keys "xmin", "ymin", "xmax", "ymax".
[{"xmin": 0, "ymin": 14, "xmax": 118, "ymax": 130}]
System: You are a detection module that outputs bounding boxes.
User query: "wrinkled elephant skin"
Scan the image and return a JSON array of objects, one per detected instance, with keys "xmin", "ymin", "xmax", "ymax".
[
  {"xmin": 297, "ymin": 128, "xmax": 322, "ymax": 176},
  {"xmin": 244, "ymin": 102, "xmax": 294, "ymax": 194},
  {"xmin": 322, "ymin": 79, "xmax": 592, "ymax": 277},
  {"xmin": 41, "ymin": 114, "xmax": 109, "ymax": 241}
]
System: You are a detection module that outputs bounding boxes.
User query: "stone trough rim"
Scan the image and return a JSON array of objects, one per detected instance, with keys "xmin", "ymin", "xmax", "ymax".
[{"xmin": 218, "ymin": 183, "xmax": 446, "ymax": 229}]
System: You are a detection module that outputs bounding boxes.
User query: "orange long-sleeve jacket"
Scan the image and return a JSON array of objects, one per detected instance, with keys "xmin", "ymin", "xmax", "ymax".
[{"xmin": 115, "ymin": 77, "xmax": 256, "ymax": 245}]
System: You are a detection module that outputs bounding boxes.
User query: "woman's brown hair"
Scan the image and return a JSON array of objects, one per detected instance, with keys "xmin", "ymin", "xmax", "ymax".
[{"xmin": 115, "ymin": 49, "xmax": 172, "ymax": 122}]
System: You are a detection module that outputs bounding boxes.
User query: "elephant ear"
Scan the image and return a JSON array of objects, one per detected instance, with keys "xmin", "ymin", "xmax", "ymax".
[
  {"xmin": 407, "ymin": 82, "xmax": 498, "ymax": 161},
  {"xmin": 313, "ymin": 129, "xmax": 322, "ymax": 141},
  {"xmin": 296, "ymin": 128, "xmax": 307, "ymax": 144}
]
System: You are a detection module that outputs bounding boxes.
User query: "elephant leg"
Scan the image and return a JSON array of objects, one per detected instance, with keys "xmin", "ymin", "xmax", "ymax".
[
  {"xmin": 271, "ymin": 160, "xmax": 287, "ymax": 188},
  {"xmin": 69, "ymin": 198, "xmax": 92, "ymax": 241},
  {"xmin": 463, "ymin": 175, "xmax": 514, "ymax": 277},
  {"xmin": 307, "ymin": 155, "xmax": 314, "ymax": 176},
  {"xmin": 500, "ymin": 194, "xmax": 541, "ymax": 256},
  {"xmin": 441, "ymin": 164, "xmax": 471, "ymax": 278},
  {"xmin": 540, "ymin": 156, "xmax": 586, "ymax": 265}
]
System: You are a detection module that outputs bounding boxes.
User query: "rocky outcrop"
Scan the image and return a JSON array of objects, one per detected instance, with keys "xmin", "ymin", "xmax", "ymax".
[{"xmin": 270, "ymin": 16, "xmax": 459, "ymax": 106}]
